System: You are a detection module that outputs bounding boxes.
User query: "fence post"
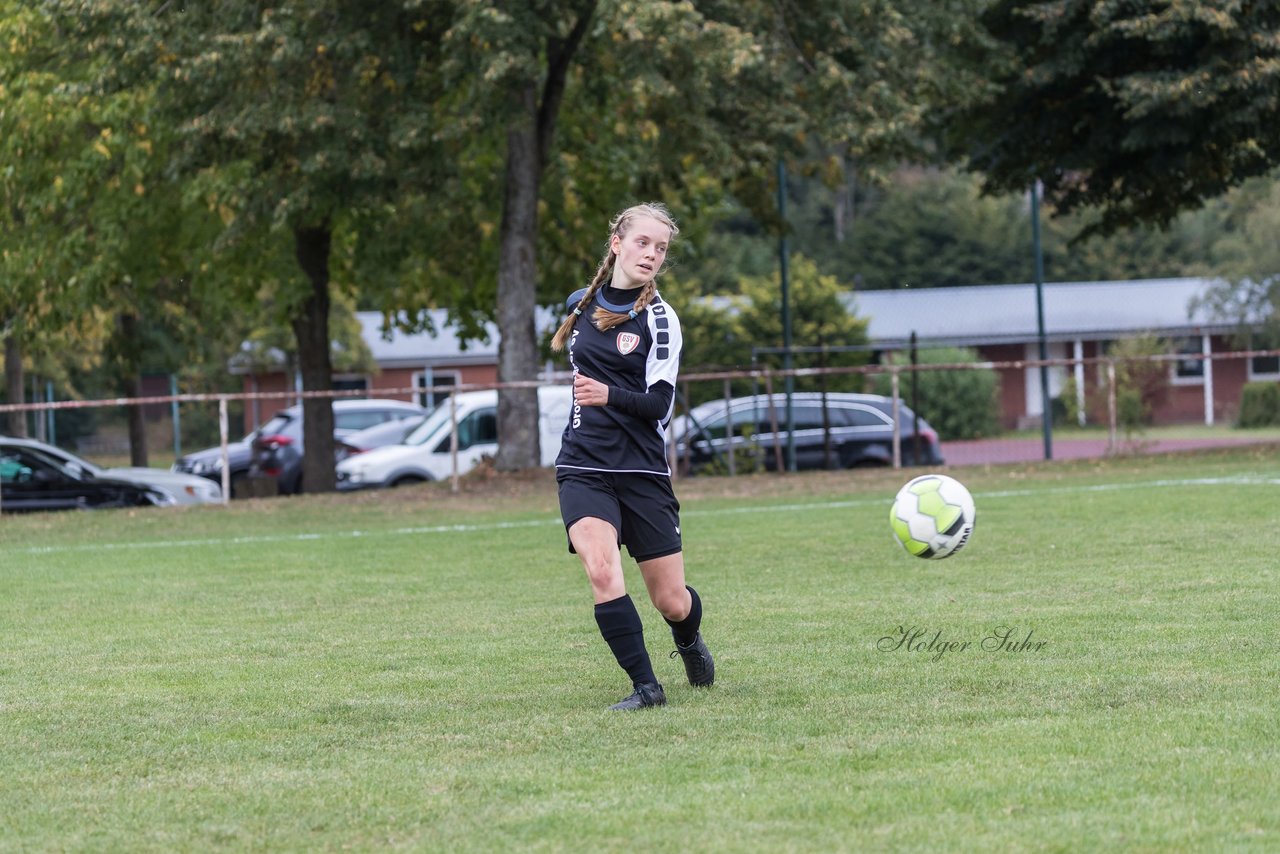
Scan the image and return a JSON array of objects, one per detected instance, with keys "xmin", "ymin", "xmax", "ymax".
[
  {"xmin": 218, "ymin": 396, "xmax": 231, "ymax": 505},
  {"xmin": 170, "ymin": 374, "xmax": 181, "ymax": 459},
  {"xmin": 681, "ymin": 380, "xmax": 691, "ymax": 475},
  {"xmin": 762, "ymin": 371, "xmax": 784, "ymax": 474},
  {"xmin": 890, "ymin": 368, "xmax": 902, "ymax": 469},
  {"xmin": 449, "ymin": 390, "xmax": 460, "ymax": 493},
  {"xmin": 1202, "ymin": 336, "xmax": 1214, "ymax": 426},
  {"xmin": 1106, "ymin": 360, "xmax": 1118, "ymax": 455},
  {"xmin": 45, "ymin": 381, "xmax": 56, "ymax": 444},
  {"xmin": 723, "ymin": 378, "xmax": 735, "ymax": 477}
]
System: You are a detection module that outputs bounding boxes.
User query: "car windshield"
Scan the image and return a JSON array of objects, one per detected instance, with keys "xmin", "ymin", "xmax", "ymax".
[
  {"xmin": 19, "ymin": 442, "xmax": 105, "ymax": 479},
  {"xmin": 404, "ymin": 405, "xmax": 454, "ymax": 447},
  {"xmin": 52, "ymin": 449, "xmax": 104, "ymax": 479}
]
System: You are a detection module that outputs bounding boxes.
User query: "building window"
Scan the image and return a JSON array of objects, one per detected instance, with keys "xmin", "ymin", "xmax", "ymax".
[
  {"xmin": 415, "ymin": 371, "xmax": 458, "ymax": 408},
  {"xmin": 1170, "ymin": 336, "xmax": 1205, "ymax": 385},
  {"xmin": 1249, "ymin": 353, "xmax": 1280, "ymax": 380},
  {"xmin": 332, "ymin": 376, "xmax": 371, "ymax": 395}
]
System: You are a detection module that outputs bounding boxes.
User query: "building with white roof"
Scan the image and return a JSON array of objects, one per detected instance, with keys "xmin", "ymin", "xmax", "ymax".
[{"xmin": 847, "ymin": 277, "xmax": 1274, "ymax": 428}]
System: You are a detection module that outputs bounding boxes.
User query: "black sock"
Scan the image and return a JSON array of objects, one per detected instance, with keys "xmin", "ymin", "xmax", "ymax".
[
  {"xmin": 664, "ymin": 585, "xmax": 702, "ymax": 648},
  {"xmin": 594, "ymin": 595, "xmax": 657, "ymax": 687}
]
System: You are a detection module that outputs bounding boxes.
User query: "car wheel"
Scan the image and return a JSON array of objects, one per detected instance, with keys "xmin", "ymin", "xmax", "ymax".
[
  {"xmin": 390, "ymin": 475, "xmax": 427, "ymax": 487},
  {"xmin": 842, "ymin": 446, "xmax": 888, "ymax": 469}
]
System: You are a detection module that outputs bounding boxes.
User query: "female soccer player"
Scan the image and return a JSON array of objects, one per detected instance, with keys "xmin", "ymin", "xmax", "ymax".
[{"xmin": 551, "ymin": 202, "xmax": 714, "ymax": 711}]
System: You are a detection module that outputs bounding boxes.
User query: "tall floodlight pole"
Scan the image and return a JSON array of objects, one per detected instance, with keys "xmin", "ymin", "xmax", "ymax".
[
  {"xmin": 778, "ymin": 159, "xmax": 796, "ymax": 472},
  {"xmin": 1031, "ymin": 179, "xmax": 1053, "ymax": 460}
]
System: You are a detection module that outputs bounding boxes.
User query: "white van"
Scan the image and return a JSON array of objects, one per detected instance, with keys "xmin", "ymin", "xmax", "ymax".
[{"xmin": 335, "ymin": 385, "xmax": 573, "ymax": 490}]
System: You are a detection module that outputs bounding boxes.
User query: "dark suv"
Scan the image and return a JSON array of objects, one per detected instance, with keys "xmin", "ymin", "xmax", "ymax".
[
  {"xmin": 174, "ymin": 398, "xmax": 426, "ymax": 496},
  {"xmin": 671, "ymin": 392, "xmax": 944, "ymax": 474}
]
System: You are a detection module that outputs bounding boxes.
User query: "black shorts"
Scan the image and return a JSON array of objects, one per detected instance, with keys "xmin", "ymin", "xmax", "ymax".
[{"xmin": 556, "ymin": 469, "xmax": 682, "ymax": 563}]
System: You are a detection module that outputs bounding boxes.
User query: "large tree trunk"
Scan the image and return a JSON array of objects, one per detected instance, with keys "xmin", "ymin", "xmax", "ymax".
[
  {"xmin": 492, "ymin": 7, "xmax": 595, "ymax": 471},
  {"xmin": 125, "ymin": 373, "xmax": 148, "ymax": 467},
  {"xmin": 292, "ymin": 225, "xmax": 336, "ymax": 494},
  {"xmin": 118, "ymin": 312, "xmax": 148, "ymax": 467},
  {"xmin": 493, "ymin": 81, "xmax": 542, "ymax": 471},
  {"xmin": 4, "ymin": 327, "xmax": 26, "ymax": 437}
]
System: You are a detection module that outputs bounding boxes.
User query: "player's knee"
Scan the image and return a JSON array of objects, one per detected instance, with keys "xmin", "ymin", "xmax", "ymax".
[
  {"xmin": 652, "ymin": 587, "xmax": 689, "ymax": 621},
  {"xmin": 582, "ymin": 554, "xmax": 621, "ymax": 591}
]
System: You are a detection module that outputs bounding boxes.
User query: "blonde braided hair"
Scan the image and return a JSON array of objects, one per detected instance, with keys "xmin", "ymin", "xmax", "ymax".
[{"xmin": 550, "ymin": 203, "xmax": 678, "ymax": 352}]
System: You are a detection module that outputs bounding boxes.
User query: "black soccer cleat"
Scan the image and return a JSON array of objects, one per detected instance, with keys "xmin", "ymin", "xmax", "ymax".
[
  {"xmin": 608, "ymin": 681, "xmax": 667, "ymax": 711},
  {"xmin": 671, "ymin": 632, "xmax": 715, "ymax": 687}
]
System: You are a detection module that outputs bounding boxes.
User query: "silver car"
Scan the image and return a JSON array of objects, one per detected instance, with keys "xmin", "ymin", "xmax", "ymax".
[{"xmin": 2, "ymin": 435, "xmax": 222, "ymax": 505}]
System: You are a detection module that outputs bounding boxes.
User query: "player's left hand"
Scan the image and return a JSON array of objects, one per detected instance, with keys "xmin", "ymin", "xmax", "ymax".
[{"xmin": 573, "ymin": 373, "xmax": 610, "ymax": 407}]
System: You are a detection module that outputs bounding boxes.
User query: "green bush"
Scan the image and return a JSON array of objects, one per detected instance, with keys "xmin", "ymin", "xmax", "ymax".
[
  {"xmin": 1109, "ymin": 334, "xmax": 1168, "ymax": 432},
  {"xmin": 1057, "ymin": 377, "xmax": 1082, "ymax": 427},
  {"xmin": 870, "ymin": 347, "xmax": 1000, "ymax": 440},
  {"xmin": 1238, "ymin": 382, "xmax": 1280, "ymax": 427},
  {"xmin": 1117, "ymin": 388, "xmax": 1147, "ymax": 438}
]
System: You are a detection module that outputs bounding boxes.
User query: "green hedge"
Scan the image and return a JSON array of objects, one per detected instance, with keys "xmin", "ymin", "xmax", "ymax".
[
  {"xmin": 1238, "ymin": 381, "xmax": 1280, "ymax": 427},
  {"xmin": 870, "ymin": 347, "xmax": 1001, "ymax": 440}
]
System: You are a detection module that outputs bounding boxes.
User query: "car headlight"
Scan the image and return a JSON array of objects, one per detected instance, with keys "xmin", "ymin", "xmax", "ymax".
[{"xmin": 177, "ymin": 459, "xmax": 214, "ymax": 475}]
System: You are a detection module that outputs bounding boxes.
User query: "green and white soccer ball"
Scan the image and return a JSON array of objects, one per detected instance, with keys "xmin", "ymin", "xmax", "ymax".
[{"xmin": 889, "ymin": 474, "xmax": 976, "ymax": 559}]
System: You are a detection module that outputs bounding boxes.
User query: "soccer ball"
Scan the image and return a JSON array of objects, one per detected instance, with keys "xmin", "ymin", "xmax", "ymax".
[{"xmin": 889, "ymin": 474, "xmax": 975, "ymax": 559}]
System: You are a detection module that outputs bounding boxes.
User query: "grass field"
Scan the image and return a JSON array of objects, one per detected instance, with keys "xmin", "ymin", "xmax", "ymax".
[{"xmin": 2, "ymin": 447, "xmax": 1279, "ymax": 852}]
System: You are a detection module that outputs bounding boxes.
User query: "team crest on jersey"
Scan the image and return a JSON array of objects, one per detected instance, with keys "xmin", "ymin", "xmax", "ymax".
[{"xmin": 616, "ymin": 332, "xmax": 640, "ymax": 355}]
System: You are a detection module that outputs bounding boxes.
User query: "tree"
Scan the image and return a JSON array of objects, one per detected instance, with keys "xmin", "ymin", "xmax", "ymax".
[
  {"xmin": 4, "ymin": 3, "xmax": 251, "ymax": 464},
  {"xmin": 440, "ymin": 0, "xmax": 991, "ymax": 468},
  {"xmin": 1, "ymin": 1, "xmax": 90, "ymax": 434},
  {"xmin": 737, "ymin": 254, "xmax": 871, "ymax": 392},
  {"xmin": 952, "ymin": 0, "xmax": 1280, "ymax": 238},
  {"xmin": 790, "ymin": 165, "xmax": 1231, "ymax": 289},
  {"xmin": 130, "ymin": 1, "xmax": 453, "ymax": 491}
]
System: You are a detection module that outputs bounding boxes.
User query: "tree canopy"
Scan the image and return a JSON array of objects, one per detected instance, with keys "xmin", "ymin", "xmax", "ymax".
[
  {"xmin": 952, "ymin": 0, "xmax": 1280, "ymax": 237},
  {"xmin": 12, "ymin": 0, "xmax": 1280, "ymax": 473}
]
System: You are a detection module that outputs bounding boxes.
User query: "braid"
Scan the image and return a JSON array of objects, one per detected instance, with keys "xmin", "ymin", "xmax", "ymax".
[{"xmin": 550, "ymin": 249, "xmax": 615, "ymax": 352}]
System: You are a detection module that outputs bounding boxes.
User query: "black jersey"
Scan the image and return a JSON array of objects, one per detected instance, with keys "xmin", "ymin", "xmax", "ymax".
[{"xmin": 555, "ymin": 285, "xmax": 683, "ymax": 475}]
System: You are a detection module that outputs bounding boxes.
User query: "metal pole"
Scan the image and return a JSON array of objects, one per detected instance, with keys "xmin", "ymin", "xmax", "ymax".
[
  {"xmin": 910, "ymin": 331, "xmax": 921, "ymax": 466},
  {"xmin": 778, "ymin": 159, "xmax": 796, "ymax": 472},
  {"xmin": 449, "ymin": 391, "xmax": 459, "ymax": 493},
  {"xmin": 681, "ymin": 380, "xmax": 691, "ymax": 474},
  {"xmin": 31, "ymin": 375, "xmax": 45, "ymax": 441},
  {"xmin": 1031, "ymin": 179, "xmax": 1053, "ymax": 460},
  {"xmin": 1202, "ymin": 334, "xmax": 1214, "ymax": 426},
  {"xmin": 723, "ymin": 378, "xmax": 735, "ymax": 477},
  {"xmin": 218, "ymin": 396, "xmax": 230, "ymax": 504},
  {"xmin": 45, "ymin": 380, "xmax": 55, "ymax": 445},
  {"xmin": 170, "ymin": 374, "xmax": 182, "ymax": 459},
  {"xmin": 1106, "ymin": 359, "xmax": 1118, "ymax": 454},
  {"xmin": 890, "ymin": 369, "xmax": 902, "ymax": 470}
]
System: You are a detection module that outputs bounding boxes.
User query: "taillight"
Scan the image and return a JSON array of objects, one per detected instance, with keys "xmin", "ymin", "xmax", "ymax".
[
  {"xmin": 334, "ymin": 444, "xmax": 364, "ymax": 461},
  {"xmin": 259, "ymin": 434, "xmax": 294, "ymax": 451},
  {"xmin": 922, "ymin": 428, "xmax": 939, "ymax": 444}
]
